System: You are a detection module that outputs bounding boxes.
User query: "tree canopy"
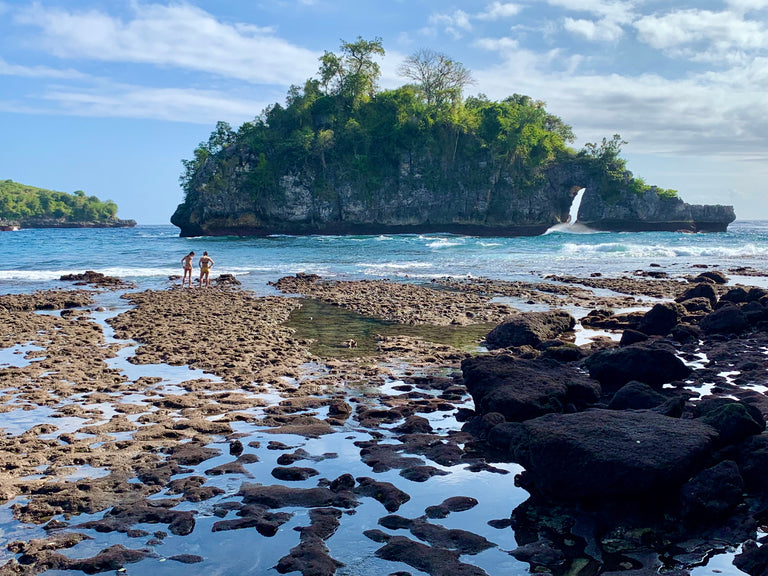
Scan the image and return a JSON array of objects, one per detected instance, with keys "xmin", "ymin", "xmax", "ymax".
[
  {"xmin": 180, "ymin": 37, "xmax": 660, "ymax": 205},
  {"xmin": 0, "ymin": 180, "xmax": 118, "ymax": 222},
  {"xmin": 398, "ymin": 48, "xmax": 474, "ymax": 109}
]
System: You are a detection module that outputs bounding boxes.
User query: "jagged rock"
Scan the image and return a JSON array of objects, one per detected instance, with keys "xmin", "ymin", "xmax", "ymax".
[
  {"xmin": 694, "ymin": 270, "xmax": 728, "ymax": 284},
  {"xmin": 676, "ymin": 282, "xmax": 719, "ymax": 307},
  {"xmin": 607, "ymin": 381, "xmax": 670, "ymax": 410},
  {"xmin": 637, "ymin": 302, "xmax": 686, "ymax": 335},
  {"xmin": 577, "ymin": 185, "xmax": 735, "ymax": 233},
  {"xmin": 584, "ymin": 343, "xmax": 691, "ymax": 391},
  {"xmin": 735, "ymin": 434, "xmax": 768, "ymax": 493},
  {"xmin": 696, "ymin": 400, "xmax": 765, "ymax": 445},
  {"xmin": 680, "ymin": 460, "xmax": 744, "ymax": 524},
  {"xmin": 720, "ymin": 287, "xmax": 749, "ymax": 304},
  {"xmin": 735, "ymin": 539, "xmax": 768, "ymax": 576},
  {"xmin": 462, "ymin": 355, "xmax": 600, "ymax": 422},
  {"xmin": 619, "ymin": 329, "xmax": 648, "ymax": 346},
  {"xmin": 271, "ymin": 466, "xmax": 320, "ymax": 481},
  {"xmin": 485, "ymin": 310, "xmax": 575, "ymax": 349},
  {"xmin": 700, "ymin": 304, "xmax": 749, "ymax": 334}
]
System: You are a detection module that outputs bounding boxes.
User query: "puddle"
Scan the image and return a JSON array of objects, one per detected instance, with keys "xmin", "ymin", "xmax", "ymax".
[
  {"xmin": 286, "ymin": 298, "xmax": 492, "ymax": 357},
  {"xmin": 0, "ymin": 343, "xmax": 44, "ymax": 368}
]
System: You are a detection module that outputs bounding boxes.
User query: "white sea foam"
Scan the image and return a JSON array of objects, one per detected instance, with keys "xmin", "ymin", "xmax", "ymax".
[
  {"xmin": 561, "ymin": 242, "xmax": 768, "ymax": 259},
  {"xmin": 544, "ymin": 223, "xmax": 600, "ymax": 235},
  {"xmin": 425, "ymin": 238, "xmax": 464, "ymax": 248},
  {"xmin": 362, "ymin": 262, "xmax": 431, "ymax": 270}
]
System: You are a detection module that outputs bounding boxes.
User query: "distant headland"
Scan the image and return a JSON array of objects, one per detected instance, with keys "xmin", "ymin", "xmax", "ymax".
[
  {"xmin": 171, "ymin": 39, "xmax": 735, "ymax": 238},
  {"xmin": 0, "ymin": 180, "xmax": 135, "ymax": 231}
]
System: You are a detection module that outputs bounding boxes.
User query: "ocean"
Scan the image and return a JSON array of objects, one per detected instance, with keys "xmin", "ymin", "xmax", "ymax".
[{"xmin": 2, "ymin": 220, "xmax": 767, "ymax": 294}]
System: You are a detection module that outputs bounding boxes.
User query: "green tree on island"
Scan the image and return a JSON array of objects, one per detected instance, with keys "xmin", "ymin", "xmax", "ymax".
[
  {"xmin": 178, "ymin": 37, "xmax": 673, "ymax": 215},
  {"xmin": 0, "ymin": 180, "xmax": 121, "ymax": 224}
]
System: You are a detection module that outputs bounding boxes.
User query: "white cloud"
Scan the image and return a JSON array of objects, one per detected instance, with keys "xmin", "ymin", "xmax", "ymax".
[
  {"xmin": 33, "ymin": 84, "xmax": 268, "ymax": 125},
  {"xmin": 471, "ymin": 43, "xmax": 768, "ymax": 162},
  {"xmin": 0, "ymin": 56, "xmax": 86, "ymax": 79},
  {"xmin": 429, "ymin": 10, "xmax": 473, "ymax": 39},
  {"xmin": 563, "ymin": 17, "xmax": 623, "ymax": 41},
  {"xmin": 476, "ymin": 2, "xmax": 522, "ymax": 20},
  {"xmin": 726, "ymin": 0, "xmax": 768, "ymax": 12},
  {"xmin": 634, "ymin": 8, "xmax": 768, "ymax": 61},
  {"xmin": 545, "ymin": 0, "xmax": 635, "ymax": 22},
  {"xmin": 474, "ymin": 37, "xmax": 520, "ymax": 53},
  {"xmin": 13, "ymin": 2, "xmax": 318, "ymax": 85}
]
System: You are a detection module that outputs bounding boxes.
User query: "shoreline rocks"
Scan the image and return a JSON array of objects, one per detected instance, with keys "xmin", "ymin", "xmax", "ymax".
[{"xmin": 2, "ymin": 267, "xmax": 768, "ymax": 575}]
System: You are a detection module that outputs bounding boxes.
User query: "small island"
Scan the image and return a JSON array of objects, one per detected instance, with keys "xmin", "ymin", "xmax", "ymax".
[
  {"xmin": 0, "ymin": 180, "xmax": 135, "ymax": 230},
  {"xmin": 172, "ymin": 38, "xmax": 735, "ymax": 237}
]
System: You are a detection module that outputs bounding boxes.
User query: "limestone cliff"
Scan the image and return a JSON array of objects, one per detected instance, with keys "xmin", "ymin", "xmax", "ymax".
[
  {"xmin": 171, "ymin": 148, "xmax": 595, "ymax": 237},
  {"xmin": 171, "ymin": 148, "xmax": 735, "ymax": 237},
  {"xmin": 577, "ymin": 186, "xmax": 736, "ymax": 232}
]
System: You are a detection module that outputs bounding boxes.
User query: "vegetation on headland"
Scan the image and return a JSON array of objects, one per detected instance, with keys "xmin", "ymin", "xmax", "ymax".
[
  {"xmin": 178, "ymin": 37, "xmax": 678, "ymax": 226},
  {"xmin": 0, "ymin": 180, "xmax": 132, "ymax": 227},
  {"xmin": 580, "ymin": 135, "xmax": 678, "ymax": 202}
]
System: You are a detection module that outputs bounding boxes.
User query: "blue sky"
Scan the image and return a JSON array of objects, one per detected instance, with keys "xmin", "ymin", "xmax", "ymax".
[{"xmin": 1, "ymin": 0, "xmax": 767, "ymax": 224}]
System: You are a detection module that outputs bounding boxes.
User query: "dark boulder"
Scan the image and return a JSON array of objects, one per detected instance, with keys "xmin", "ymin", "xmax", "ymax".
[
  {"xmin": 583, "ymin": 343, "xmax": 691, "ymax": 391},
  {"xmin": 720, "ymin": 287, "xmax": 749, "ymax": 304},
  {"xmin": 735, "ymin": 540, "xmax": 768, "ymax": 576},
  {"xmin": 485, "ymin": 310, "xmax": 575, "ymax": 350},
  {"xmin": 735, "ymin": 434, "xmax": 768, "ymax": 494},
  {"xmin": 694, "ymin": 270, "xmax": 728, "ymax": 284},
  {"xmin": 696, "ymin": 401, "xmax": 765, "ymax": 445},
  {"xmin": 700, "ymin": 304, "xmax": 748, "ymax": 334},
  {"xmin": 509, "ymin": 409, "xmax": 718, "ymax": 501},
  {"xmin": 607, "ymin": 381, "xmax": 670, "ymax": 410},
  {"xmin": 747, "ymin": 287, "xmax": 768, "ymax": 302},
  {"xmin": 619, "ymin": 329, "xmax": 648, "ymax": 346},
  {"xmin": 742, "ymin": 300, "xmax": 768, "ymax": 326},
  {"xmin": 637, "ymin": 302, "xmax": 686, "ymax": 335},
  {"xmin": 538, "ymin": 341, "xmax": 585, "ymax": 362},
  {"xmin": 671, "ymin": 323, "xmax": 703, "ymax": 344},
  {"xmin": 461, "ymin": 355, "xmax": 600, "ymax": 422},
  {"xmin": 678, "ymin": 297, "xmax": 713, "ymax": 314},
  {"xmin": 680, "ymin": 460, "xmax": 744, "ymax": 525},
  {"xmin": 676, "ymin": 283, "xmax": 718, "ymax": 307}
]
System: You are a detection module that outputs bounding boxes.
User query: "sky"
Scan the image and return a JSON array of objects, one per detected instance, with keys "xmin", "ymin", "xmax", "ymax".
[{"xmin": 1, "ymin": 0, "xmax": 767, "ymax": 225}]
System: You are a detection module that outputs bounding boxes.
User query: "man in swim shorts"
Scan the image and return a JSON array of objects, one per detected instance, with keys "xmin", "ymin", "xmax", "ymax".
[
  {"xmin": 198, "ymin": 251, "xmax": 214, "ymax": 287},
  {"xmin": 181, "ymin": 251, "xmax": 195, "ymax": 288}
]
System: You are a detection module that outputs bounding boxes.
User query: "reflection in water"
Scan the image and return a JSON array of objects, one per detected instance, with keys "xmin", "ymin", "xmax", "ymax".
[{"xmin": 286, "ymin": 298, "xmax": 492, "ymax": 358}]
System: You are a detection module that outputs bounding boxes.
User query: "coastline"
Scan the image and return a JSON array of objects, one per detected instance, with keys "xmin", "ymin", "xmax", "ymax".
[{"xmin": 1, "ymin": 262, "xmax": 768, "ymax": 575}]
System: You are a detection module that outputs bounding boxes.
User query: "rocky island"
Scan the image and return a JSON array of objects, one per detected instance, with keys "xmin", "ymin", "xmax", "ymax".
[
  {"xmin": 171, "ymin": 40, "xmax": 735, "ymax": 237},
  {"xmin": 0, "ymin": 180, "xmax": 135, "ymax": 230}
]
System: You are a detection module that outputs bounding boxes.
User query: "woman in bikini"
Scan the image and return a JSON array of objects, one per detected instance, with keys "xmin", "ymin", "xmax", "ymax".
[
  {"xmin": 198, "ymin": 251, "xmax": 214, "ymax": 288},
  {"xmin": 181, "ymin": 251, "xmax": 195, "ymax": 288}
]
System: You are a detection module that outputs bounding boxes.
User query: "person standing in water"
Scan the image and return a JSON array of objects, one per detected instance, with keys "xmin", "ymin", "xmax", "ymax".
[
  {"xmin": 181, "ymin": 251, "xmax": 195, "ymax": 288},
  {"xmin": 198, "ymin": 251, "xmax": 214, "ymax": 287}
]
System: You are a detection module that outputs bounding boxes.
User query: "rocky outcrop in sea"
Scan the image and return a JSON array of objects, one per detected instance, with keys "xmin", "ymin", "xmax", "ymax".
[{"xmin": 171, "ymin": 148, "xmax": 735, "ymax": 237}]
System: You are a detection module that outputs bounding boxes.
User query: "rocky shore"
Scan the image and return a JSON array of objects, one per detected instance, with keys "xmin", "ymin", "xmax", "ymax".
[{"xmin": 0, "ymin": 265, "xmax": 767, "ymax": 575}]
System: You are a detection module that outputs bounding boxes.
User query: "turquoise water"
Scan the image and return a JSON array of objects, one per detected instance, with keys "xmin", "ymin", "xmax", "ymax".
[{"xmin": 1, "ymin": 221, "xmax": 767, "ymax": 294}]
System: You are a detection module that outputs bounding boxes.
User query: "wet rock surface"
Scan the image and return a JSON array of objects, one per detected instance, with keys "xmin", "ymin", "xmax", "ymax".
[{"xmin": 0, "ymin": 268, "xmax": 767, "ymax": 575}]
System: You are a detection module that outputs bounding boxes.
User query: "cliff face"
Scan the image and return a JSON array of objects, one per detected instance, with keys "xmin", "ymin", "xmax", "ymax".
[
  {"xmin": 172, "ymin": 139, "xmax": 736, "ymax": 238},
  {"xmin": 577, "ymin": 186, "xmax": 736, "ymax": 232},
  {"xmin": 171, "ymin": 148, "xmax": 611, "ymax": 237}
]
